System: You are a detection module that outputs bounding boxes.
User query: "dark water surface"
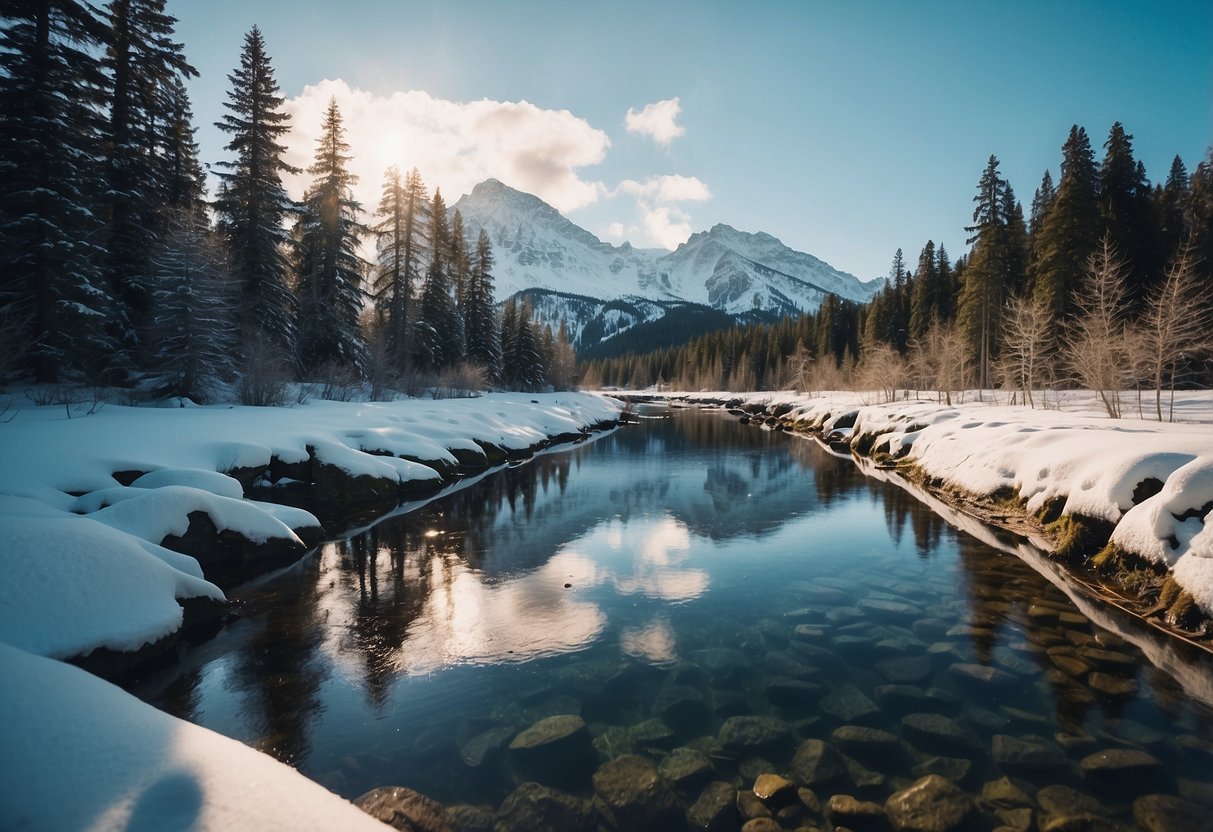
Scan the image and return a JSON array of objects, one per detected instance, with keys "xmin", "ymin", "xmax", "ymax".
[{"xmin": 134, "ymin": 408, "xmax": 1213, "ymax": 828}]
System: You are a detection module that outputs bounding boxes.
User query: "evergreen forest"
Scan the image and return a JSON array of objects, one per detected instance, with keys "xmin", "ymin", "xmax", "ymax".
[{"xmin": 0, "ymin": 5, "xmax": 569, "ymax": 403}]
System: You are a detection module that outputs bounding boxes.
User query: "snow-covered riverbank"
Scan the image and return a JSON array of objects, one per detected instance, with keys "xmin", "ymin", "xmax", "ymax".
[
  {"xmin": 0, "ymin": 392, "xmax": 619, "ymax": 831},
  {"xmin": 636, "ymin": 390, "xmax": 1213, "ymax": 631}
]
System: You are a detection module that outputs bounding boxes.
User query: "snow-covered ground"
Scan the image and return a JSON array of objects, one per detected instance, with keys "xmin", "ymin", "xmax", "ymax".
[
  {"xmin": 0, "ymin": 391, "xmax": 619, "ymax": 830},
  {"xmin": 652, "ymin": 389, "xmax": 1213, "ymax": 616}
]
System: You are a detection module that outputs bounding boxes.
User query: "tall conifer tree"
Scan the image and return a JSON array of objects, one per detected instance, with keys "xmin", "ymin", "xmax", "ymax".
[
  {"xmin": 1033, "ymin": 125, "xmax": 1099, "ymax": 321},
  {"xmin": 0, "ymin": 1, "xmax": 113, "ymax": 381},
  {"xmin": 213, "ymin": 26, "xmax": 298, "ymax": 357},
  {"xmin": 414, "ymin": 189, "xmax": 461, "ymax": 371},
  {"xmin": 293, "ymin": 98, "xmax": 368, "ymax": 375},
  {"xmin": 464, "ymin": 228, "xmax": 502, "ymax": 381},
  {"xmin": 371, "ymin": 166, "xmax": 428, "ymax": 373},
  {"xmin": 1098, "ymin": 122, "xmax": 1156, "ymax": 308},
  {"xmin": 101, "ymin": 0, "xmax": 197, "ymax": 367}
]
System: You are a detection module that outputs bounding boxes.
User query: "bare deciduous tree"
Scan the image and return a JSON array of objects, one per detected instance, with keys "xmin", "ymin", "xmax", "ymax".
[
  {"xmin": 1138, "ymin": 240, "xmax": 1211, "ymax": 421},
  {"xmin": 1000, "ymin": 292, "xmax": 1055, "ymax": 408},
  {"xmin": 1065, "ymin": 236, "xmax": 1135, "ymax": 418},
  {"xmin": 857, "ymin": 343, "xmax": 908, "ymax": 403}
]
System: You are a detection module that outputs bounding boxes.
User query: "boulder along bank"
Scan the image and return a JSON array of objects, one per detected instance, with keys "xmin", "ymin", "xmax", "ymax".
[{"xmin": 622, "ymin": 393, "xmax": 1213, "ymax": 652}]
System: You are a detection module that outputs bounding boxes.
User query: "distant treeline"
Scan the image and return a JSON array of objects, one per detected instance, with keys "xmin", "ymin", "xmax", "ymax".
[{"xmin": 581, "ymin": 123, "xmax": 1213, "ymax": 418}]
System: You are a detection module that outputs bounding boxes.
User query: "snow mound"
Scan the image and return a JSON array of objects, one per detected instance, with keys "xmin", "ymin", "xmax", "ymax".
[
  {"xmin": 0, "ymin": 642, "xmax": 388, "ymax": 832},
  {"xmin": 1110, "ymin": 456, "xmax": 1213, "ymax": 566},
  {"xmin": 0, "ymin": 506, "xmax": 223, "ymax": 658},
  {"xmin": 132, "ymin": 468, "xmax": 245, "ymax": 499}
]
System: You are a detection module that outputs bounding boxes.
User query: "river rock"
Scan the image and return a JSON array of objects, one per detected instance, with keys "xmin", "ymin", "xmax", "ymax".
[
  {"xmin": 1087, "ymin": 672, "xmax": 1138, "ymax": 697},
  {"xmin": 630, "ymin": 718, "xmax": 678, "ymax": 750},
  {"xmin": 719, "ymin": 716, "xmax": 792, "ymax": 756},
  {"xmin": 659, "ymin": 746, "xmax": 715, "ymax": 791},
  {"xmin": 992, "ymin": 734, "xmax": 1068, "ymax": 773},
  {"xmin": 1036, "ymin": 784, "xmax": 1108, "ymax": 830},
  {"xmin": 592, "ymin": 754, "xmax": 683, "ymax": 832},
  {"xmin": 821, "ymin": 684, "xmax": 881, "ymax": 723},
  {"xmin": 753, "ymin": 773, "xmax": 797, "ymax": 805},
  {"xmin": 444, "ymin": 804, "xmax": 493, "ymax": 832},
  {"xmin": 911, "ymin": 755, "xmax": 972, "ymax": 784},
  {"xmin": 876, "ymin": 655, "xmax": 933, "ymax": 684},
  {"xmin": 831, "ymin": 725, "xmax": 900, "ymax": 757},
  {"xmin": 353, "ymin": 786, "xmax": 455, "ymax": 832},
  {"xmin": 1133, "ymin": 794, "xmax": 1212, "ymax": 832},
  {"xmin": 764, "ymin": 676, "xmax": 825, "ymax": 709},
  {"xmin": 507, "ymin": 714, "xmax": 594, "ymax": 784},
  {"xmin": 737, "ymin": 790, "xmax": 772, "ymax": 821},
  {"xmin": 949, "ymin": 662, "xmax": 1017, "ymax": 688},
  {"xmin": 493, "ymin": 782, "xmax": 596, "ymax": 832},
  {"xmin": 858, "ymin": 598, "xmax": 922, "ymax": 619},
  {"xmin": 1080, "ymin": 748, "xmax": 1161, "ymax": 788},
  {"xmin": 827, "ymin": 794, "xmax": 884, "ymax": 828},
  {"xmin": 884, "ymin": 774, "xmax": 974, "ymax": 832},
  {"xmin": 656, "ymin": 685, "xmax": 713, "ymax": 732},
  {"xmin": 790, "ymin": 739, "xmax": 848, "ymax": 787},
  {"xmin": 712, "ymin": 689, "xmax": 750, "ymax": 717},
  {"xmin": 901, "ymin": 713, "xmax": 981, "ymax": 755},
  {"xmin": 461, "ymin": 725, "xmax": 515, "ymax": 768},
  {"xmin": 688, "ymin": 781, "xmax": 740, "ymax": 832},
  {"xmin": 979, "ymin": 777, "xmax": 1032, "ymax": 810}
]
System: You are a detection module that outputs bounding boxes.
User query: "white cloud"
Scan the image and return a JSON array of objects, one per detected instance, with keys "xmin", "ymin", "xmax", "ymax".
[
  {"xmin": 606, "ymin": 222, "xmax": 625, "ymax": 239},
  {"xmin": 614, "ymin": 175, "xmax": 712, "ymax": 249},
  {"xmin": 625, "ymin": 97, "xmax": 686, "ymax": 146},
  {"xmin": 281, "ymin": 79, "xmax": 611, "ymax": 216}
]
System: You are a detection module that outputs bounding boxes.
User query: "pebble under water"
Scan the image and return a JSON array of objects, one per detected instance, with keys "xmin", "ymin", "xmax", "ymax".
[{"xmin": 133, "ymin": 407, "xmax": 1213, "ymax": 831}]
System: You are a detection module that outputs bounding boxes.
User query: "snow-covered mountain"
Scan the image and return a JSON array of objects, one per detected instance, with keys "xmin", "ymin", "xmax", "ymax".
[{"xmin": 449, "ymin": 178, "xmax": 880, "ymax": 350}]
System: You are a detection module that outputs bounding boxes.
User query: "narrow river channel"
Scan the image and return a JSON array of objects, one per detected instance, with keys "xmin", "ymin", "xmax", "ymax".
[{"xmin": 131, "ymin": 406, "xmax": 1213, "ymax": 829}]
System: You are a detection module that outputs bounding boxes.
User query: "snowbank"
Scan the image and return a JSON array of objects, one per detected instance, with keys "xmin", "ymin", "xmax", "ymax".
[
  {"xmin": 0, "ymin": 642, "xmax": 389, "ymax": 832},
  {"xmin": 0, "ymin": 393, "xmax": 620, "ymax": 662},
  {"xmin": 647, "ymin": 389, "xmax": 1213, "ymax": 616}
]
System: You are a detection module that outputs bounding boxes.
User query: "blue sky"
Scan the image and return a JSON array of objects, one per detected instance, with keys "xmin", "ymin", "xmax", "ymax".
[{"xmin": 173, "ymin": 0, "xmax": 1213, "ymax": 280}]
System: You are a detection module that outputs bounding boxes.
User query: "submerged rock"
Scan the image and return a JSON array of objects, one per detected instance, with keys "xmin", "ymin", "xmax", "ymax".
[
  {"xmin": 901, "ymin": 713, "xmax": 981, "ymax": 755},
  {"xmin": 820, "ymin": 684, "xmax": 881, "ymax": 723},
  {"xmin": 658, "ymin": 746, "xmax": 715, "ymax": 791},
  {"xmin": 1133, "ymin": 794, "xmax": 1213, "ymax": 832},
  {"xmin": 884, "ymin": 774, "xmax": 974, "ymax": 832},
  {"xmin": 1080, "ymin": 748, "xmax": 1161, "ymax": 788},
  {"xmin": 507, "ymin": 714, "xmax": 595, "ymax": 785},
  {"xmin": 790, "ymin": 739, "xmax": 848, "ymax": 788},
  {"xmin": 718, "ymin": 716, "xmax": 792, "ymax": 756},
  {"xmin": 353, "ymin": 786, "xmax": 455, "ymax": 832},
  {"xmin": 826, "ymin": 793, "xmax": 884, "ymax": 828},
  {"xmin": 688, "ymin": 781, "xmax": 739, "ymax": 832},
  {"xmin": 493, "ymin": 782, "xmax": 596, "ymax": 832},
  {"xmin": 592, "ymin": 754, "xmax": 683, "ymax": 832}
]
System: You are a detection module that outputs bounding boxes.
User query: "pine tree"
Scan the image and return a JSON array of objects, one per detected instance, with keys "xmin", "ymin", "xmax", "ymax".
[
  {"xmin": 958, "ymin": 155, "xmax": 1010, "ymax": 388},
  {"xmin": 1033, "ymin": 125, "xmax": 1100, "ymax": 321},
  {"xmin": 371, "ymin": 166, "xmax": 428, "ymax": 373},
  {"xmin": 213, "ymin": 26, "xmax": 298, "ymax": 358},
  {"xmin": 147, "ymin": 209, "xmax": 236, "ymax": 401},
  {"xmin": 1154, "ymin": 156, "xmax": 1189, "ymax": 267},
  {"xmin": 1097, "ymin": 122, "xmax": 1156, "ymax": 309},
  {"xmin": 293, "ymin": 98, "xmax": 368, "ymax": 376},
  {"xmin": 101, "ymin": 0, "xmax": 197, "ymax": 367},
  {"xmin": 0, "ymin": 1, "xmax": 113, "ymax": 382},
  {"xmin": 414, "ymin": 189, "xmax": 461, "ymax": 371},
  {"xmin": 908, "ymin": 241, "xmax": 937, "ymax": 342},
  {"xmin": 464, "ymin": 228, "xmax": 502, "ymax": 381},
  {"xmin": 1187, "ymin": 149, "xmax": 1213, "ymax": 280},
  {"xmin": 161, "ymin": 77, "xmax": 207, "ymax": 215}
]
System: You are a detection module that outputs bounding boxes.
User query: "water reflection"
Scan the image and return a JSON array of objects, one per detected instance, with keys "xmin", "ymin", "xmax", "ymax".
[{"xmin": 131, "ymin": 410, "xmax": 1213, "ymax": 821}]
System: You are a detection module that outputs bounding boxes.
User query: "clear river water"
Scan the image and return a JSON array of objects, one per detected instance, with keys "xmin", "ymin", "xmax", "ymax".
[{"xmin": 131, "ymin": 406, "xmax": 1213, "ymax": 830}]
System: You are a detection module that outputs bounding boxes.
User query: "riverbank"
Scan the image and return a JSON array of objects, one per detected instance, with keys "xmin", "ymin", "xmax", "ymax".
[
  {"xmin": 0, "ymin": 392, "xmax": 619, "ymax": 829},
  {"xmin": 625, "ymin": 390, "xmax": 1213, "ymax": 646}
]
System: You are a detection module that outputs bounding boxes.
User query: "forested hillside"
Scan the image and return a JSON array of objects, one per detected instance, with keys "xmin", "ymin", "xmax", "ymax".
[{"xmin": 582, "ymin": 124, "xmax": 1213, "ymax": 418}]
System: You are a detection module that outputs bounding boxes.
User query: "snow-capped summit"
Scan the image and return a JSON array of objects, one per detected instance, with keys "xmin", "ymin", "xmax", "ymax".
[{"xmin": 450, "ymin": 179, "xmax": 880, "ymax": 349}]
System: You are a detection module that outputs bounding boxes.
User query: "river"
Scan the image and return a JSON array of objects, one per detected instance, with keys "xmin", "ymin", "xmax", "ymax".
[{"xmin": 131, "ymin": 406, "xmax": 1213, "ymax": 829}]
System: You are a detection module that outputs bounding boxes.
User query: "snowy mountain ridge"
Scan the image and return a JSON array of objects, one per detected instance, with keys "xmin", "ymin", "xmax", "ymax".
[{"xmin": 449, "ymin": 179, "xmax": 880, "ymax": 346}]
